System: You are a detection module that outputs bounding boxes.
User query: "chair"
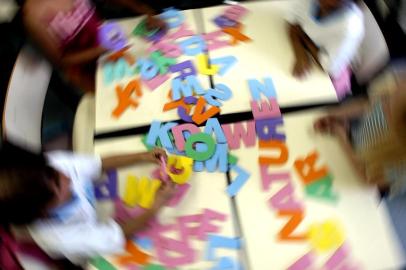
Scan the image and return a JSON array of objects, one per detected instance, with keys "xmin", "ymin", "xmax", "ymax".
[
  {"xmin": 2, "ymin": 45, "xmax": 52, "ymax": 153},
  {"xmin": 72, "ymin": 93, "xmax": 95, "ymax": 154}
]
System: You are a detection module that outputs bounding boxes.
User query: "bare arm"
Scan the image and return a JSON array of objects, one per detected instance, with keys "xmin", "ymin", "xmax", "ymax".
[
  {"xmin": 107, "ymin": 0, "xmax": 156, "ymax": 15},
  {"xmin": 23, "ymin": 13, "xmax": 107, "ymax": 67},
  {"xmin": 288, "ymin": 24, "xmax": 308, "ymax": 63},
  {"xmin": 101, "ymin": 148, "xmax": 166, "ymax": 171},
  {"xmin": 326, "ymin": 97, "xmax": 370, "ymax": 119},
  {"xmin": 288, "ymin": 23, "xmax": 312, "ymax": 78},
  {"xmin": 118, "ymin": 207, "xmax": 159, "ymax": 238},
  {"xmin": 117, "ymin": 182, "xmax": 175, "ymax": 238}
]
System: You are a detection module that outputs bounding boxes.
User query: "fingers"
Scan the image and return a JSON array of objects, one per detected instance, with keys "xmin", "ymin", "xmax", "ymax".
[{"xmin": 146, "ymin": 16, "xmax": 167, "ymax": 31}]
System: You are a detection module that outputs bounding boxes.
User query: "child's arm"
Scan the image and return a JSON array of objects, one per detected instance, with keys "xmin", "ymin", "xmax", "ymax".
[
  {"xmin": 106, "ymin": 0, "xmax": 166, "ymax": 30},
  {"xmin": 23, "ymin": 13, "xmax": 107, "ymax": 67},
  {"xmin": 288, "ymin": 23, "xmax": 311, "ymax": 78},
  {"xmin": 117, "ymin": 182, "xmax": 176, "ymax": 238},
  {"xmin": 101, "ymin": 148, "xmax": 167, "ymax": 171},
  {"xmin": 314, "ymin": 98, "xmax": 369, "ymax": 134}
]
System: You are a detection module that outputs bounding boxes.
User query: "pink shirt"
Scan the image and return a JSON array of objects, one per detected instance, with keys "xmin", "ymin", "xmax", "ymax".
[{"xmin": 47, "ymin": 0, "xmax": 100, "ymax": 51}]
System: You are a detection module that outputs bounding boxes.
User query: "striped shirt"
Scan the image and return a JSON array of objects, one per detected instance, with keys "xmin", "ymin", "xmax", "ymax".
[
  {"xmin": 351, "ymin": 99, "xmax": 406, "ymax": 197},
  {"xmin": 351, "ymin": 100, "xmax": 388, "ymax": 152}
]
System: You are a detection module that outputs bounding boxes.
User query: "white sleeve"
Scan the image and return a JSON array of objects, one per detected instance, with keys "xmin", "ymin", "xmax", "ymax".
[
  {"xmin": 28, "ymin": 219, "xmax": 125, "ymax": 262},
  {"xmin": 318, "ymin": 13, "xmax": 364, "ymax": 77},
  {"xmin": 285, "ymin": 0, "xmax": 308, "ymax": 25},
  {"xmin": 46, "ymin": 151, "xmax": 102, "ymax": 181}
]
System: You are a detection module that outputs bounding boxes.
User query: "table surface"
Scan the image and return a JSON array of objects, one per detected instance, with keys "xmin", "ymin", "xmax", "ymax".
[
  {"xmin": 202, "ymin": 2, "xmax": 337, "ymax": 114},
  {"xmin": 95, "ymin": 1, "xmax": 337, "ymax": 135},
  {"xmin": 95, "ymin": 10, "xmax": 211, "ymax": 134},
  {"xmin": 93, "ymin": 136, "xmax": 241, "ymax": 269},
  {"xmin": 91, "ymin": 2, "xmax": 404, "ymax": 269},
  {"xmin": 230, "ymin": 109, "xmax": 405, "ymax": 270}
]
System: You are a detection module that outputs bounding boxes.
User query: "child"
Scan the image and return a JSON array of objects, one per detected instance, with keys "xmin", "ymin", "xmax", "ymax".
[
  {"xmin": 21, "ymin": 0, "xmax": 165, "ymax": 93},
  {"xmin": 287, "ymin": 0, "xmax": 364, "ymax": 98},
  {"xmin": 314, "ymin": 79, "xmax": 406, "ymax": 197},
  {"xmin": 0, "ymin": 144, "xmax": 175, "ymax": 265}
]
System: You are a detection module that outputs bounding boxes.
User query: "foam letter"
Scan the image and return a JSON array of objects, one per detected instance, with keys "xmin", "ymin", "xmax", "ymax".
[
  {"xmin": 179, "ymin": 36, "xmax": 207, "ymax": 56},
  {"xmin": 206, "ymin": 235, "xmax": 240, "ymax": 260},
  {"xmin": 227, "ymin": 165, "xmax": 250, "ymax": 197},
  {"xmin": 203, "ymin": 30, "xmax": 230, "ymax": 51},
  {"xmin": 308, "ymin": 220, "xmax": 345, "ymax": 253},
  {"xmin": 222, "ymin": 121, "xmax": 256, "ymax": 150},
  {"xmin": 224, "ymin": 5, "xmax": 248, "ymax": 21},
  {"xmin": 197, "ymin": 54, "xmax": 219, "ymax": 75},
  {"xmin": 211, "ymin": 55, "xmax": 237, "ymax": 76},
  {"xmin": 149, "ymin": 41, "xmax": 182, "ymax": 58},
  {"xmin": 223, "ymin": 25, "xmax": 251, "ymax": 45},
  {"xmin": 138, "ymin": 58, "xmax": 159, "ymax": 80},
  {"xmin": 146, "ymin": 121, "xmax": 177, "ymax": 150},
  {"xmin": 169, "ymin": 60, "xmax": 197, "ymax": 80},
  {"xmin": 112, "ymin": 79, "xmax": 142, "ymax": 118},
  {"xmin": 143, "ymin": 74, "xmax": 170, "ymax": 91},
  {"xmin": 116, "ymin": 241, "xmax": 150, "ymax": 266},
  {"xmin": 103, "ymin": 58, "xmax": 136, "ymax": 85},
  {"xmin": 178, "ymin": 96, "xmax": 197, "ymax": 122},
  {"xmin": 203, "ymin": 118, "xmax": 227, "ymax": 143},
  {"xmin": 256, "ymin": 118, "xmax": 286, "ymax": 141},
  {"xmin": 172, "ymin": 123, "xmax": 200, "ymax": 151},
  {"xmin": 166, "ymin": 23, "xmax": 194, "ymax": 40},
  {"xmin": 177, "ymin": 214, "xmax": 202, "ymax": 242},
  {"xmin": 150, "ymin": 51, "xmax": 176, "ymax": 74},
  {"xmin": 305, "ymin": 174, "xmax": 338, "ymax": 202},
  {"xmin": 166, "ymin": 155, "xmax": 193, "ymax": 184},
  {"xmin": 204, "ymin": 84, "xmax": 233, "ymax": 107},
  {"xmin": 260, "ymin": 167, "xmax": 290, "ymax": 191},
  {"xmin": 258, "ymin": 140, "xmax": 288, "ymax": 165},
  {"xmin": 185, "ymin": 133, "xmax": 216, "ymax": 161},
  {"xmin": 323, "ymin": 243, "xmax": 356, "ymax": 270},
  {"xmin": 123, "ymin": 175, "xmax": 161, "ymax": 208},
  {"xmin": 248, "ymin": 78, "xmax": 276, "ymax": 101},
  {"xmin": 213, "ymin": 15, "xmax": 237, "ymax": 28},
  {"xmin": 277, "ymin": 210, "xmax": 306, "ymax": 241},
  {"xmin": 192, "ymin": 97, "xmax": 221, "ymax": 125},
  {"xmin": 159, "ymin": 8, "xmax": 184, "ymax": 29},
  {"xmin": 294, "ymin": 151, "xmax": 329, "ymax": 185},
  {"xmin": 198, "ymin": 209, "xmax": 228, "ymax": 241},
  {"xmin": 287, "ymin": 252, "xmax": 316, "ymax": 270},
  {"xmin": 98, "ymin": 22, "xmax": 127, "ymax": 51},
  {"xmin": 269, "ymin": 182, "xmax": 304, "ymax": 211},
  {"xmin": 251, "ymin": 97, "xmax": 281, "ymax": 120},
  {"xmin": 171, "ymin": 75, "xmax": 205, "ymax": 100},
  {"xmin": 94, "ymin": 170, "xmax": 118, "ymax": 200},
  {"xmin": 154, "ymin": 230, "xmax": 195, "ymax": 268},
  {"xmin": 194, "ymin": 143, "xmax": 228, "ymax": 172}
]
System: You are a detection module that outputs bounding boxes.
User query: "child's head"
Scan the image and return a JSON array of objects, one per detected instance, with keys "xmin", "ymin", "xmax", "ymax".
[
  {"xmin": 0, "ymin": 142, "xmax": 72, "ymax": 225},
  {"xmin": 0, "ymin": 166, "xmax": 59, "ymax": 225}
]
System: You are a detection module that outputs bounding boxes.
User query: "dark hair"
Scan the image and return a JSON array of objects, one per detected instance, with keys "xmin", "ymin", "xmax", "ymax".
[
  {"xmin": 0, "ymin": 142, "xmax": 57, "ymax": 225},
  {"xmin": 0, "ymin": 166, "xmax": 58, "ymax": 225}
]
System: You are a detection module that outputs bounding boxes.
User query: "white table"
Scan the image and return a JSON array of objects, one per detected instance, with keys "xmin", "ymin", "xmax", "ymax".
[
  {"xmin": 229, "ymin": 110, "xmax": 405, "ymax": 270},
  {"xmin": 95, "ymin": 2, "xmax": 338, "ymax": 135},
  {"xmin": 95, "ymin": 11, "xmax": 211, "ymax": 134},
  {"xmin": 91, "ymin": 135, "xmax": 241, "ymax": 269},
  {"xmin": 201, "ymin": 1, "xmax": 338, "ymax": 114}
]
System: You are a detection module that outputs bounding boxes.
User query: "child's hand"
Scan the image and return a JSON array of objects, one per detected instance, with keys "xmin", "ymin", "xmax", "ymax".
[
  {"xmin": 314, "ymin": 115, "xmax": 346, "ymax": 135},
  {"xmin": 153, "ymin": 182, "xmax": 177, "ymax": 210},
  {"xmin": 146, "ymin": 15, "xmax": 167, "ymax": 31},
  {"xmin": 144, "ymin": 148, "xmax": 168, "ymax": 164},
  {"xmin": 293, "ymin": 56, "xmax": 311, "ymax": 79}
]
